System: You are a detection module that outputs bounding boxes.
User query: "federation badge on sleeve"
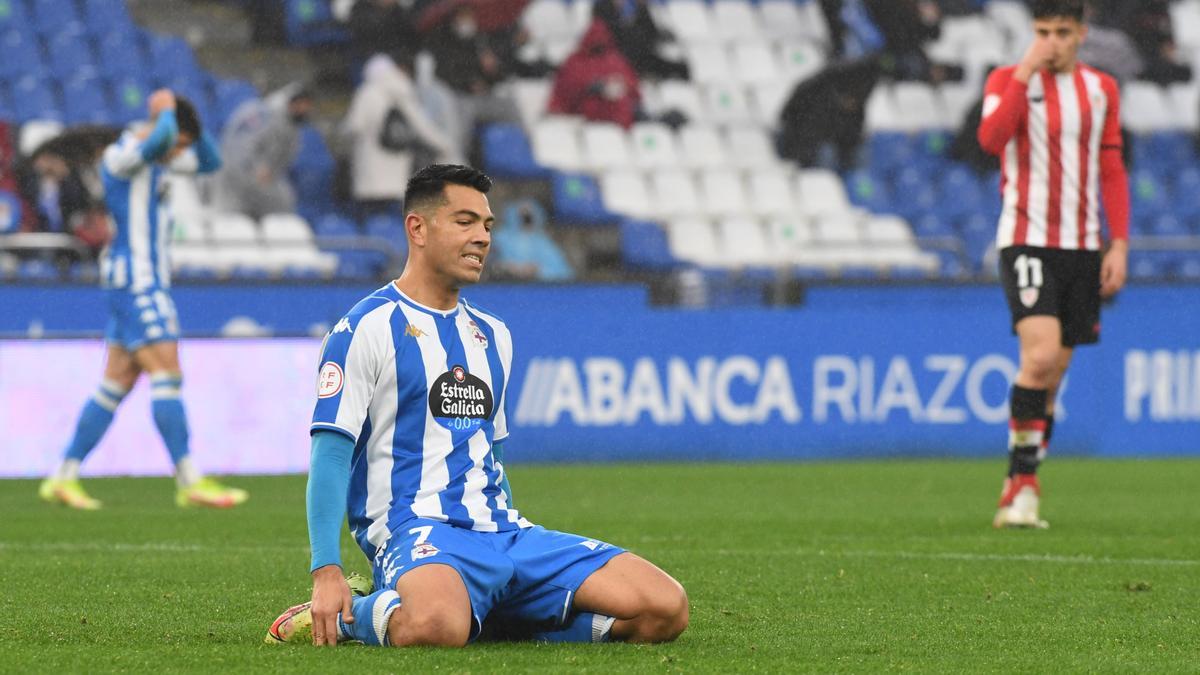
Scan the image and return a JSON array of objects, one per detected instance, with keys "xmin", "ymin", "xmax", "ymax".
[
  {"xmin": 317, "ymin": 361, "xmax": 344, "ymax": 398},
  {"xmin": 1019, "ymin": 287, "xmax": 1039, "ymax": 308}
]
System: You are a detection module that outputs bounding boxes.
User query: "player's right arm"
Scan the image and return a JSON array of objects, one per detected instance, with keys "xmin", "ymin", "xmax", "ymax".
[
  {"xmin": 978, "ymin": 40, "xmax": 1054, "ymax": 155},
  {"xmin": 307, "ymin": 313, "xmax": 383, "ymax": 646}
]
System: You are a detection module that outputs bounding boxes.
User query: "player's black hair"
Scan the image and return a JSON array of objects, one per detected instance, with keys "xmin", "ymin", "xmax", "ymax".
[
  {"xmin": 174, "ymin": 96, "xmax": 202, "ymax": 140},
  {"xmin": 404, "ymin": 164, "xmax": 493, "ymax": 214},
  {"xmin": 1030, "ymin": 0, "xmax": 1085, "ymax": 21}
]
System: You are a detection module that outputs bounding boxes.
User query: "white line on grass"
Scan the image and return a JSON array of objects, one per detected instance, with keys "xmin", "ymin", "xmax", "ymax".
[{"xmin": 3, "ymin": 540, "xmax": 1196, "ymax": 568}]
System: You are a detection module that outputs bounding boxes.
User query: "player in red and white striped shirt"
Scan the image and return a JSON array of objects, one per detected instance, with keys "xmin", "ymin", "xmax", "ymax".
[{"xmin": 977, "ymin": 0, "xmax": 1129, "ymax": 529}]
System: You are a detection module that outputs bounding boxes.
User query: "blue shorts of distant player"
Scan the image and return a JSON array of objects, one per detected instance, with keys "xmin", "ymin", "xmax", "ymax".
[
  {"xmin": 104, "ymin": 287, "xmax": 180, "ymax": 351},
  {"xmin": 371, "ymin": 518, "xmax": 624, "ymax": 640}
]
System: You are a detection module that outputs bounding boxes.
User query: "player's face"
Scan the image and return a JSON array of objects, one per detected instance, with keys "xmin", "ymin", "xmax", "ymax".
[
  {"xmin": 1032, "ymin": 17, "xmax": 1086, "ymax": 72},
  {"xmin": 425, "ymin": 184, "xmax": 494, "ymax": 287}
]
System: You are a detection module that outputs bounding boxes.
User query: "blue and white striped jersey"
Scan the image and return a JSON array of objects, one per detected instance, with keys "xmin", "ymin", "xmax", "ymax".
[
  {"xmin": 312, "ymin": 282, "xmax": 530, "ymax": 557},
  {"xmin": 99, "ymin": 128, "xmax": 206, "ymax": 292}
]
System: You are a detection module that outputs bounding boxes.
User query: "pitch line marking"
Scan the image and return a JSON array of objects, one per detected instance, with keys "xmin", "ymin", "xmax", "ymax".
[{"xmin": 709, "ymin": 548, "xmax": 1200, "ymax": 567}]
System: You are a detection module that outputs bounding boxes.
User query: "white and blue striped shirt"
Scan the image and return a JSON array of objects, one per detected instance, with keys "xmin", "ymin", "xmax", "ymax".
[
  {"xmin": 312, "ymin": 283, "xmax": 530, "ymax": 557},
  {"xmin": 99, "ymin": 119, "xmax": 216, "ymax": 292}
]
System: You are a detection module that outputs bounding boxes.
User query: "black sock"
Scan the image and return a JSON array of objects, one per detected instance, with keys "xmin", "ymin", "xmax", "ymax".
[{"xmin": 1008, "ymin": 385, "xmax": 1047, "ymax": 476}]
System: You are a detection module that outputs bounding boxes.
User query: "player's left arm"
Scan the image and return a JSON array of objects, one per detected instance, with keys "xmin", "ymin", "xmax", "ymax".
[
  {"xmin": 307, "ymin": 430, "xmax": 356, "ymax": 646},
  {"xmin": 492, "ymin": 440, "xmax": 514, "ymax": 506},
  {"xmin": 1098, "ymin": 75, "xmax": 1129, "ymax": 298}
]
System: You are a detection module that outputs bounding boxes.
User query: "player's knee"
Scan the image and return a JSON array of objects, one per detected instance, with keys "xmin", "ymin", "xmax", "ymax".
[
  {"xmin": 637, "ymin": 581, "xmax": 689, "ymax": 643},
  {"xmin": 386, "ymin": 606, "xmax": 471, "ymax": 647},
  {"xmin": 1020, "ymin": 349, "xmax": 1059, "ymax": 384}
]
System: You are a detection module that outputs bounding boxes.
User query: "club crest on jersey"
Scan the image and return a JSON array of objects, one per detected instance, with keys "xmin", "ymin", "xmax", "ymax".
[
  {"xmin": 411, "ymin": 542, "xmax": 439, "ymax": 561},
  {"xmin": 317, "ymin": 361, "xmax": 344, "ymax": 398},
  {"xmin": 332, "ymin": 317, "xmax": 353, "ymax": 335},
  {"xmin": 1019, "ymin": 287, "xmax": 1039, "ymax": 308},
  {"xmin": 467, "ymin": 320, "xmax": 488, "ymax": 349},
  {"xmin": 429, "ymin": 364, "xmax": 494, "ymax": 432}
]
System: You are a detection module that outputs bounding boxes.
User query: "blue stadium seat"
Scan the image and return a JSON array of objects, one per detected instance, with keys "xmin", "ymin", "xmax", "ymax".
[
  {"xmin": 911, "ymin": 213, "xmax": 954, "ymax": 238},
  {"xmin": 0, "ymin": 29, "xmax": 44, "ymax": 79},
  {"xmin": 936, "ymin": 166, "xmax": 984, "ymax": 221},
  {"xmin": 212, "ymin": 78, "xmax": 258, "ymax": 129},
  {"xmin": 843, "ymin": 169, "xmax": 892, "ymax": 213},
  {"xmin": 1130, "ymin": 170, "xmax": 1169, "ymax": 222},
  {"xmin": 891, "ymin": 170, "xmax": 936, "ymax": 222},
  {"xmin": 314, "ymin": 213, "xmax": 360, "ymax": 238},
  {"xmin": 107, "ymin": 76, "xmax": 149, "ymax": 123},
  {"xmin": 364, "ymin": 214, "xmax": 407, "ymax": 254},
  {"xmin": 18, "ymin": 259, "xmax": 59, "ymax": 281},
  {"xmin": 0, "ymin": 188, "xmax": 21, "ymax": 233},
  {"xmin": 283, "ymin": 0, "xmax": 349, "ymax": 47},
  {"xmin": 331, "ymin": 249, "xmax": 389, "ymax": 279},
  {"xmin": 480, "ymin": 124, "xmax": 548, "ymax": 179},
  {"xmin": 1129, "ymin": 251, "xmax": 1169, "ymax": 281},
  {"xmin": 147, "ymin": 35, "xmax": 200, "ymax": 85},
  {"xmin": 62, "ymin": 77, "xmax": 113, "ymax": 125},
  {"xmin": 620, "ymin": 220, "xmax": 677, "ymax": 271},
  {"xmin": 29, "ymin": 0, "xmax": 79, "ymax": 35},
  {"xmin": 1149, "ymin": 214, "xmax": 1188, "ymax": 237},
  {"xmin": 1173, "ymin": 167, "xmax": 1200, "ymax": 222},
  {"xmin": 0, "ymin": 0, "xmax": 30, "ymax": 35},
  {"xmin": 866, "ymin": 133, "xmax": 913, "ymax": 177},
  {"xmin": 67, "ymin": 262, "xmax": 99, "ymax": 283},
  {"xmin": 290, "ymin": 125, "xmax": 336, "ymax": 219},
  {"xmin": 83, "ymin": 0, "xmax": 135, "ymax": 36},
  {"xmin": 96, "ymin": 31, "xmax": 146, "ymax": 80},
  {"xmin": 551, "ymin": 172, "xmax": 612, "ymax": 225},
  {"xmin": 1176, "ymin": 255, "xmax": 1200, "ymax": 281},
  {"xmin": 48, "ymin": 33, "xmax": 97, "ymax": 81},
  {"xmin": 11, "ymin": 76, "xmax": 61, "ymax": 121}
]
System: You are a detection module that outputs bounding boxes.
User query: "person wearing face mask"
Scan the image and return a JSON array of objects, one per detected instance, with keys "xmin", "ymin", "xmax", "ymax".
[
  {"xmin": 547, "ymin": 20, "xmax": 640, "ymax": 129},
  {"xmin": 214, "ymin": 83, "xmax": 315, "ymax": 219}
]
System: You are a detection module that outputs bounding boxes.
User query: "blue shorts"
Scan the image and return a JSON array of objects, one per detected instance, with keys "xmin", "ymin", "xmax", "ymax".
[
  {"xmin": 371, "ymin": 519, "xmax": 624, "ymax": 639},
  {"xmin": 104, "ymin": 288, "xmax": 180, "ymax": 351}
]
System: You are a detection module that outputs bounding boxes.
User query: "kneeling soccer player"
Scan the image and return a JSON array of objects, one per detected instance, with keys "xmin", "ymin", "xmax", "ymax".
[{"xmin": 266, "ymin": 165, "xmax": 688, "ymax": 647}]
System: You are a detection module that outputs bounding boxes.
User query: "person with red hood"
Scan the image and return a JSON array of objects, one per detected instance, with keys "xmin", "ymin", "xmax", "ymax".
[{"xmin": 547, "ymin": 20, "xmax": 640, "ymax": 128}]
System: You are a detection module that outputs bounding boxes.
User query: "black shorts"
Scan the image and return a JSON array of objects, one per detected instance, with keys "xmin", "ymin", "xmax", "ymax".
[{"xmin": 999, "ymin": 245, "xmax": 1102, "ymax": 347}]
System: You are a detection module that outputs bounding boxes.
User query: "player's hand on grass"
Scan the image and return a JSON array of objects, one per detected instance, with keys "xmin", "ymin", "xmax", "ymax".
[
  {"xmin": 148, "ymin": 89, "xmax": 176, "ymax": 116},
  {"xmin": 310, "ymin": 565, "xmax": 353, "ymax": 647},
  {"xmin": 1015, "ymin": 38, "xmax": 1055, "ymax": 82},
  {"xmin": 1101, "ymin": 239, "xmax": 1128, "ymax": 298}
]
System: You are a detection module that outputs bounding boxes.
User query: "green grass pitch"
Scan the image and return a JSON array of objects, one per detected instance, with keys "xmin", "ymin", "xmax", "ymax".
[{"xmin": 2, "ymin": 458, "xmax": 1198, "ymax": 672}]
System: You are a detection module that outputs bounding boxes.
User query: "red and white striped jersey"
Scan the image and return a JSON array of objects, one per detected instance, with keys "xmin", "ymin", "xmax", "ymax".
[{"xmin": 979, "ymin": 64, "xmax": 1126, "ymax": 251}]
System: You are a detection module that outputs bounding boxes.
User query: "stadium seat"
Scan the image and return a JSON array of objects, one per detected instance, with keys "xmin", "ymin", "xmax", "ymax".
[
  {"xmin": 600, "ymin": 169, "xmax": 654, "ymax": 219},
  {"xmin": 29, "ymin": 0, "xmax": 79, "ymax": 35},
  {"xmin": 108, "ymin": 76, "xmax": 150, "ymax": 124},
  {"xmin": 686, "ymin": 44, "xmax": 733, "ymax": 84},
  {"xmin": 210, "ymin": 212, "xmax": 260, "ymax": 244},
  {"xmin": 531, "ymin": 116, "xmax": 584, "ymax": 171},
  {"xmin": 653, "ymin": 80, "xmax": 706, "ymax": 123},
  {"xmin": 756, "ymin": 0, "xmax": 806, "ymax": 40},
  {"xmin": 291, "ymin": 126, "xmax": 336, "ymax": 219},
  {"xmin": 813, "ymin": 213, "xmax": 863, "ymax": 245},
  {"xmin": 511, "ymin": 78, "xmax": 552, "ymax": 130},
  {"xmin": 262, "ymin": 213, "xmax": 315, "ymax": 244},
  {"xmin": 893, "ymin": 82, "xmax": 944, "ymax": 131},
  {"xmin": 651, "ymin": 169, "xmax": 704, "ymax": 218},
  {"xmin": 726, "ymin": 126, "xmax": 780, "ymax": 169},
  {"xmin": 521, "ymin": 0, "xmax": 576, "ymax": 47},
  {"xmin": 481, "ymin": 124, "xmax": 546, "ymax": 179},
  {"xmin": 776, "ymin": 42, "xmax": 826, "ymax": 87},
  {"xmin": 731, "ymin": 42, "xmax": 780, "ymax": 85},
  {"xmin": 11, "ymin": 77, "xmax": 61, "ymax": 122},
  {"xmin": 765, "ymin": 217, "xmax": 815, "ymax": 258},
  {"xmin": 18, "ymin": 259, "xmax": 59, "ymax": 281},
  {"xmin": 551, "ymin": 172, "xmax": 612, "ymax": 224},
  {"xmin": 716, "ymin": 216, "xmax": 773, "ymax": 267},
  {"xmin": 97, "ymin": 34, "xmax": 147, "ymax": 81},
  {"xmin": 313, "ymin": 213, "xmax": 359, "ymax": 238},
  {"xmin": 1168, "ymin": 82, "xmax": 1200, "ymax": 131},
  {"xmin": 712, "ymin": 0, "xmax": 762, "ymax": 42},
  {"xmin": 629, "ymin": 122, "xmax": 681, "ymax": 170},
  {"xmin": 703, "ymin": 82, "xmax": 754, "ymax": 124},
  {"xmin": 84, "ymin": 0, "xmax": 136, "ymax": 36},
  {"xmin": 1123, "ymin": 82, "xmax": 1174, "ymax": 134},
  {"xmin": 677, "ymin": 125, "xmax": 729, "ymax": 169},
  {"xmin": 48, "ymin": 33, "xmax": 97, "ymax": 81},
  {"xmin": 0, "ymin": 30, "xmax": 44, "ymax": 80},
  {"xmin": 620, "ymin": 219, "xmax": 677, "ymax": 271},
  {"xmin": 667, "ymin": 217, "xmax": 721, "ymax": 267},
  {"xmin": 581, "ymin": 122, "xmax": 633, "ymax": 171},
  {"xmin": 61, "ymin": 78, "xmax": 112, "ymax": 125},
  {"xmin": 749, "ymin": 81, "xmax": 791, "ymax": 128},
  {"xmin": 796, "ymin": 169, "xmax": 852, "ymax": 217},
  {"xmin": 0, "ymin": 0, "xmax": 29, "ymax": 34},
  {"xmin": 843, "ymin": 169, "xmax": 892, "ymax": 213},
  {"xmin": 17, "ymin": 119, "xmax": 63, "ymax": 156},
  {"xmin": 747, "ymin": 169, "xmax": 796, "ymax": 217},
  {"xmin": 283, "ymin": 0, "xmax": 349, "ymax": 46},
  {"xmin": 864, "ymin": 84, "xmax": 900, "ymax": 133},
  {"xmin": 1170, "ymin": 0, "xmax": 1200, "ymax": 53},
  {"xmin": 0, "ymin": 189, "xmax": 22, "ymax": 233},
  {"xmin": 699, "ymin": 168, "xmax": 749, "ymax": 217},
  {"xmin": 665, "ymin": 0, "xmax": 714, "ymax": 43},
  {"xmin": 147, "ymin": 35, "xmax": 200, "ymax": 85}
]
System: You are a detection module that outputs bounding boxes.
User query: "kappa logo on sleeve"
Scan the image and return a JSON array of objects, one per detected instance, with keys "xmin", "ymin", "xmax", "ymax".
[{"xmin": 332, "ymin": 317, "xmax": 353, "ymax": 335}]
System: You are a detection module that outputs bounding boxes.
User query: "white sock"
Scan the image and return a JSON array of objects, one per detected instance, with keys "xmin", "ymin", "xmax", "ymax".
[
  {"xmin": 55, "ymin": 459, "xmax": 82, "ymax": 482},
  {"xmin": 175, "ymin": 456, "xmax": 202, "ymax": 488}
]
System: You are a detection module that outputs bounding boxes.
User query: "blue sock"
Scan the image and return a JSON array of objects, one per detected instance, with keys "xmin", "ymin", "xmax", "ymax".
[
  {"xmin": 150, "ymin": 374, "xmax": 189, "ymax": 464},
  {"xmin": 64, "ymin": 380, "xmax": 129, "ymax": 463},
  {"xmin": 533, "ymin": 612, "xmax": 615, "ymax": 643},
  {"xmin": 337, "ymin": 589, "xmax": 401, "ymax": 646}
]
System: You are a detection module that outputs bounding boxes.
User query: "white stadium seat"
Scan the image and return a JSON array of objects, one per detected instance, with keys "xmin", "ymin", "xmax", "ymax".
[
  {"xmin": 677, "ymin": 125, "xmax": 729, "ymax": 169},
  {"xmin": 522, "ymin": 0, "xmax": 575, "ymax": 44},
  {"xmin": 732, "ymin": 42, "xmax": 780, "ymax": 85},
  {"xmin": 777, "ymin": 41, "xmax": 826, "ymax": 86},
  {"xmin": 1170, "ymin": 0, "xmax": 1200, "ymax": 52},
  {"xmin": 655, "ymin": 80, "xmax": 707, "ymax": 122},
  {"xmin": 750, "ymin": 81, "xmax": 792, "ymax": 127},
  {"xmin": 600, "ymin": 169, "xmax": 655, "ymax": 219},
  {"xmin": 581, "ymin": 122, "xmax": 633, "ymax": 170},
  {"xmin": 864, "ymin": 84, "xmax": 901, "ymax": 133},
  {"xmin": 716, "ymin": 216, "xmax": 773, "ymax": 266},
  {"xmin": 261, "ymin": 213, "xmax": 315, "ymax": 244},
  {"xmin": 1168, "ymin": 82, "xmax": 1200, "ymax": 131},
  {"xmin": 747, "ymin": 169, "xmax": 797, "ymax": 217},
  {"xmin": 666, "ymin": 0, "xmax": 714, "ymax": 43},
  {"xmin": 766, "ymin": 217, "xmax": 815, "ymax": 254},
  {"xmin": 629, "ymin": 122, "xmax": 682, "ymax": 169},
  {"xmin": 686, "ymin": 44, "xmax": 733, "ymax": 84},
  {"xmin": 757, "ymin": 0, "xmax": 806, "ymax": 40},
  {"xmin": 164, "ymin": 175, "xmax": 207, "ymax": 243},
  {"xmin": 1123, "ymin": 81, "xmax": 1174, "ymax": 133},
  {"xmin": 726, "ymin": 126, "xmax": 780, "ymax": 169},
  {"xmin": 938, "ymin": 82, "xmax": 979, "ymax": 131},
  {"xmin": 893, "ymin": 81, "xmax": 944, "ymax": 130},
  {"xmin": 512, "ymin": 78, "xmax": 552, "ymax": 129},
  {"xmin": 210, "ymin": 213, "xmax": 259, "ymax": 244},
  {"xmin": 699, "ymin": 168, "xmax": 749, "ymax": 217},
  {"xmin": 652, "ymin": 170, "xmax": 704, "ymax": 218},
  {"xmin": 813, "ymin": 213, "xmax": 863, "ymax": 245},
  {"xmin": 667, "ymin": 217, "xmax": 721, "ymax": 266},
  {"xmin": 531, "ymin": 116, "xmax": 583, "ymax": 171},
  {"xmin": 796, "ymin": 169, "xmax": 853, "ymax": 217},
  {"xmin": 712, "ymin": 0, "xmax": 763, "ymax": 42},
  {"xmin": 703, "ymin": 82, "xmax": 755, "ymax": 124}
]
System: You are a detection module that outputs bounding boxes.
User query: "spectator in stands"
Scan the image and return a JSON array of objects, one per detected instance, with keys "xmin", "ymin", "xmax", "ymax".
[
  {"xmin": 14, "ymin": 127, "xmax": 118, "ymax": 245},
  {"xmin": 547, "ymin": 20, "xmax": 641, "ymax": 129},
  {"xmin": 592, "ymin": 0, "xmax": 688, "ymax": 80},
  {"xmin": 214, "ymin": 83, "xmax": 314, "ymax": 219},
  {"xmin": 342, "ymin": 54, "xmax": 459, "ymax": 219},
  {"xmin": 245, "ymin": 0, "xmax": 287, "ymax": 45},
  {"xmin": 777, "ymin": 57, "xmax": 881, "ymax": 170},
  {"xmin": 490, "ymin": 198, "xmax": 574, "ymax": 282},
  {"xmin": 423, "ymin": 5, "xmax": 523, "ymax": 160},
  {"xmin": 348, "ymin": 0, "xmax": 418, "ymax": 65},
  {"xmin": 1090, "ymin": 0, "xmax": 1192, "ymax": 84},
  {"xmin": 862, "ymin": 0, "xmax": 942, "ymax": 81}
]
